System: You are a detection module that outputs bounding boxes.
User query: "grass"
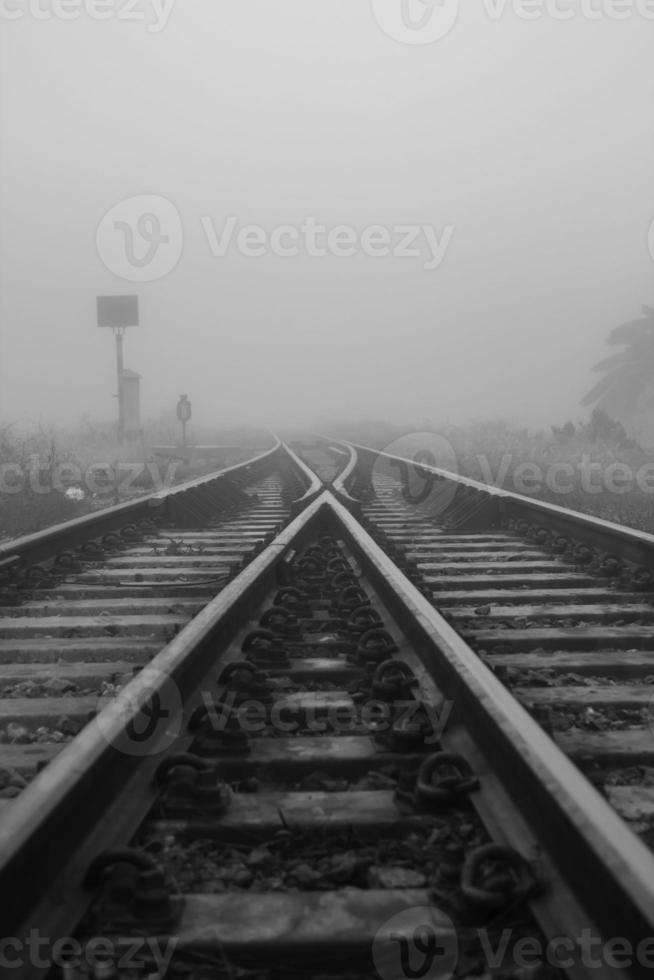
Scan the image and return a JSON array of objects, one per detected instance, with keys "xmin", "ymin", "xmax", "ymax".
[{"xmin": 0, "ymin": 418, "xmax": 269, "ymax": 542}]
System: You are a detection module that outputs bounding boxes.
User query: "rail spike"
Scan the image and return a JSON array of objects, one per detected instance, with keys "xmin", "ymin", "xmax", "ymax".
[
  {"xmin": 414, "ymin": 751, "xmax": 480, "ymax": 805},
  {"xmin": 84, "ymin": 849, "xmax": 182, "ymax": 930},
  {"xmin": 461, "ymin": 844, "xmax": 540, "ymax": 911}
]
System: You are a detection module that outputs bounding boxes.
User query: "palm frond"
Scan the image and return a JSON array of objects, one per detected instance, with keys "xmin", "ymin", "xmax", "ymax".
[
  {"xmin": 580, "ymin": 370, "xmax": 625, "ymax": 407},
  {"xmin": 592, "ymin": 352, "xmax": 635, "ymax": 372},
  {"xmin": 607, "ymin": 317, "xmax": 654, "ymax": 346}
]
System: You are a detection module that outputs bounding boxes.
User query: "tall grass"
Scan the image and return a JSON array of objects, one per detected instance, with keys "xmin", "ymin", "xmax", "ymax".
[{"xmin": 0, "ymin": 418, "xmax": 269, "ymax": 542}]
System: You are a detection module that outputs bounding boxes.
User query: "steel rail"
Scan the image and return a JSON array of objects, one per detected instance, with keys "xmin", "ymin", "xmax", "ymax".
[
  {"xmin": 328, "ymin": 492, "xmax": 654, "ymax": 980},
  {"xmin": 0, "ymin": 492, "xmax": 327, "ymax": 977},
  {"xmin": 0, "ymin": 438, "xmax": 318, "ymax": 817},
  {"xmin": 2, "ymin": 490, "xmax": 654, "ymax": 978},
  {"xmin": 0, "ymin": 438, "xmax": 316, "ymax": 572},
  {"xmin": 330, "ymin": 437, "xmax": 654, "ymax": 570},
  {"xmin": 282, "ymin": 440, "xmax": 324, "ymax": 514}
]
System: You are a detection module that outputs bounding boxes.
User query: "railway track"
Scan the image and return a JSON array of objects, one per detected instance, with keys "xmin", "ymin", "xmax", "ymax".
[
  {"xmin": 330, "ymin": 437, "xmax": 654, "ymax": 848},
  {"xmin": 0, "ymin": 439, "xmax": 319, "ymax": 793},
  {"xmin": 292, "ymin": 439, "xmax": 352, "ymax": 486},
  {"xmin": 1, "ymin": 437, "xmax": 654, "ymax": 979}
]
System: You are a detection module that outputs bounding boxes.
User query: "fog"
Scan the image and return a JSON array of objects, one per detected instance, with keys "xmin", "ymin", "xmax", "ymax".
[{"xmin": 1, "ymin": 2, "xmax": 652, "ymax": 431}]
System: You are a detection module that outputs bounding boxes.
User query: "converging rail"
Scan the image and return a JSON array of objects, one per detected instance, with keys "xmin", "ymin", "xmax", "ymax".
[
  {"xmin": 322, "ymin": 436, "xmax": 654, "ymax": 841},
  {"xmin": 0, "ymin": 439, "xmax": 320, "ymax": 792},
  {"xmin": 1, "ymin": 439, "xmax": 654, "ymax": 978}
]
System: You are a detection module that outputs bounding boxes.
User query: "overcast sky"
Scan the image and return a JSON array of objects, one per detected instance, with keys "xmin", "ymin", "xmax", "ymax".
[{"xmin": 1, "ymin": 1, "xmax": 652, "ymax": 431}]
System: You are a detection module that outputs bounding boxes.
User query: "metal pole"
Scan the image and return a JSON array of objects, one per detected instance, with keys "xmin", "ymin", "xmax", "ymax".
[{"xmin": 115, "ymin": 328, "xmax": 125, "ymax": 443}]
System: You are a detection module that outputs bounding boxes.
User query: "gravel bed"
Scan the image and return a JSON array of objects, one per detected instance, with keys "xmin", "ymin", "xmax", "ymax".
[
  {"xmin": 530, "ymin": 705, "xmax": 648, "ymax": 732},
  {"xmin": 466, "ymin": 617, "xmax": 651, "ymax": 630},
  {"xmin": 0, "ymin": 679, "xmax": 121, "ymax": 699},
  {"xmin": 501, "ymin": 667, "xmax": 654, "ymax": 688},
  {"xmin": 0, "ymin": 720, "xmax": 79, "ymax": 748},
  {"xmin": 141, "ymin": 821, "xmax": 488, "ymax": 895}
]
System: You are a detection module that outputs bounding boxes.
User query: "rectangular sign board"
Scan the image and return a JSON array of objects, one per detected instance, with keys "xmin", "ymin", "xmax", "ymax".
[{"xmin": 97, "ymin": 295, "xmax": 139, "ymax": 328}]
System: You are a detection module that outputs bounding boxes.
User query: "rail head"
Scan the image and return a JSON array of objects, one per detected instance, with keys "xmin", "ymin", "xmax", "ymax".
[
  {"xmin": 328, "ymin": 443, "xmax": 360, "ymax": 509},
  {"xmin": 302, "ymin": 432, "xmax": 361, "ymax": 512},
  {"xmin": 326, "ymin": 491, "xmax": 654, "ymax": 976},
  {"xmin": 279, "ymin": 441, "xmax": 323, "ymax": 514}
]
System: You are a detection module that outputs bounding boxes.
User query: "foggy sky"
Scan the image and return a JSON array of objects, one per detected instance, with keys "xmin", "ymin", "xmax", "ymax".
[{"xmin": 1, "ymin": 2, "xmax": 652, "ymax": 431}]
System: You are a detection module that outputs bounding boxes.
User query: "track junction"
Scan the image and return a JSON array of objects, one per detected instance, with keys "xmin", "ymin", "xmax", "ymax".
[{"xmin": 1, "ymin": 432, "xmax": 654, "ymax": 980}]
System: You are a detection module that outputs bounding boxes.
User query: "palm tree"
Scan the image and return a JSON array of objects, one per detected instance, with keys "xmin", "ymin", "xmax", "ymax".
[{"xmin": 581, "ymin": 307, "xmax": 654, "ymax": 435}]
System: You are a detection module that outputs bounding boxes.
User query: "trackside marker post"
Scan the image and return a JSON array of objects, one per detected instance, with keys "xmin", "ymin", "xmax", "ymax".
[
  {"xmin": 97, "ymin": 294, "xmax": 139, "ymax": 444},
  {"xmin": 176, "ymin": 394, "xmax": 192, "ymax": 448}
]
